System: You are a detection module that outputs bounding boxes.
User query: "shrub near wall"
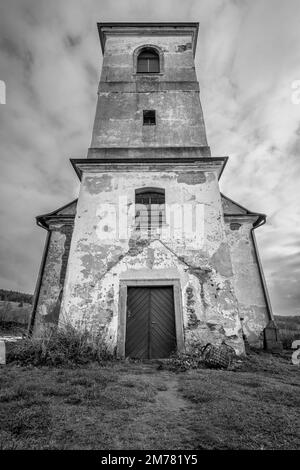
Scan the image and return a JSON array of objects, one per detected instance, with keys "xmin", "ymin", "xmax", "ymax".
[{"xmin": 7, "ymin": 324, "xmax": 115, "ymax": 366}]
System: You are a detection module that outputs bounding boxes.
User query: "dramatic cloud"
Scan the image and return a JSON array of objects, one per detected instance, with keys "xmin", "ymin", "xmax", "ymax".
[{"xmin": 0, "ymin": 0, "xmax": 299, "ymax": 315}]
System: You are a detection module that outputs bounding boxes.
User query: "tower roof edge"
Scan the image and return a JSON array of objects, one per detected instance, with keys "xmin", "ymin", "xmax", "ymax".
[{"xmin": 97, "ymin": 22, "xmax": 199, "ymax": 56}]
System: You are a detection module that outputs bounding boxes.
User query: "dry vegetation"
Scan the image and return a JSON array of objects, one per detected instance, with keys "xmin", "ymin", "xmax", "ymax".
[
  {"xmin": 0, "ymin": 349, "xmax": 299, "ymax": 450},
  {"xmin": 0, "ymin": 313, "xmax": 299, "ymax": 450}
]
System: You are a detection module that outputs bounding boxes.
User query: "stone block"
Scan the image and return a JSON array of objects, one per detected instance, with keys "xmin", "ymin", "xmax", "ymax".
[{"xmin": 263, "ymin": 320, "xmax": 283, "ymax": 352}]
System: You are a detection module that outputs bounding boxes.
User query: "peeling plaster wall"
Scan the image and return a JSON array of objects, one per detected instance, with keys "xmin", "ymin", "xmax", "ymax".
[
  {"xmin": 225, "ymin": 220, "xmax": 269, "ymax": 347},
  {"xmin": 31, "ymin": 27, "xmax": 270, "ymax": 356},
  {"xmin": 60, "ymin": 167, "xmax": 245, "ymax": 355},
  {"xmin": 33, "ymin": 224, "xmax": 73, "ymax": 336},
  {"xmin": 91, "ymin": 34, "xmax": 208, "ymax": 149}
]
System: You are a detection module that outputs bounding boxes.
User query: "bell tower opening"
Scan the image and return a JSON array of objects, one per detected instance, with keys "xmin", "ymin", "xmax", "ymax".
[{"xmin": 137, "ymin": 48, "xmax": 160, "ymax": 73}]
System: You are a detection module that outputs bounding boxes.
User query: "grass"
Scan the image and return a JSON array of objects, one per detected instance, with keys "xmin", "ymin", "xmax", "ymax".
[
  {"xmin": 6, "ymin": 323, "xmax": 114, "ymax": 366},
  {"xmin": 0, "ymin": 350, "xmax": 299, "ymax": 450}
]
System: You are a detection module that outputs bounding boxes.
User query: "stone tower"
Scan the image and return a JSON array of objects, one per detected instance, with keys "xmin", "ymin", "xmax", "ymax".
[{"xmin": 30, "ymin": 23, "xmax": 274, "ymax": 357}]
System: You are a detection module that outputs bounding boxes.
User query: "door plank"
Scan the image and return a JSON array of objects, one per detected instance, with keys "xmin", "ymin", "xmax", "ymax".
[{"xmin": 150, "ymin": 287, "xmax": 176, "ymax": 359}]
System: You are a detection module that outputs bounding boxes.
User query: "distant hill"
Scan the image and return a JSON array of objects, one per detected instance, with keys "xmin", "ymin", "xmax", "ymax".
[
  {"xmin": 275, "ymin": 315, "xmax": 300, "ymax": 329},
  {"xmin": 0, "ymin": 289, "xmax": 33, "ymax": 305}
]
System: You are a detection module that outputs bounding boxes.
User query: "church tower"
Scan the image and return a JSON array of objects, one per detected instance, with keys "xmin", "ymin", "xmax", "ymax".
[{"xmin": 30, "ymin": 23, "xmax": 274, "ymax": 357}]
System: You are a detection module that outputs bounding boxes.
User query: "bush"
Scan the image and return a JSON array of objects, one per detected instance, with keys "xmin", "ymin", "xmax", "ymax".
[
  {"xmin": 7, "ymin": 323, "xmax": 115, "ymax": 366},
  {"xmin": 160, "ymin": 352, "xmax": 205, "ymax": 372},
  {"xmin": 158, "ymin": 342, "xmax": 236, "ymax": 372}
]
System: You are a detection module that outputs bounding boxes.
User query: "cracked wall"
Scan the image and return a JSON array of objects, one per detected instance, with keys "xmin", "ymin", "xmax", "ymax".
[
  {"xmin": 60, "ymin": 165, "xmax": 245, "ymax": 355},
  {"xmin": 33, "ymin": 224, "xmax": 73, "ymax": 336},
  {"xmin": 225, "ymin": 219, "xmax": 269, "ymax": 347}
]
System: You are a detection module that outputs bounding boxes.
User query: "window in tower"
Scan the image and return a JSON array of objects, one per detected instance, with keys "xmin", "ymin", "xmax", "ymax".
[
  {"xmin": 143, "ymin": 110, "xmax": 156, "ymax": 126},
  {"xmin": 137, "ymin": 48, "xmax": 160, "ymax": 73},
  {"xmin": 135, "ymin": 188, "xmax": 165, "ymax": 231}
]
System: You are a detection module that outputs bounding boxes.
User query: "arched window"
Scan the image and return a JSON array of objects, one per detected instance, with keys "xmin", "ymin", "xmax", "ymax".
[
  {"xmin": 135, "ymin": 188, "xmax": 165, "ymax": 231},
  {"xmin": 137, "ymin": 48, "xmax": 159, "ymax": 73}
]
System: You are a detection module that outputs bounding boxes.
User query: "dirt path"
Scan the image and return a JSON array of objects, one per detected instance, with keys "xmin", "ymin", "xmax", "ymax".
[{"xmin": 155, "ymin": 375, "xmax": 190, "ymax": 411}]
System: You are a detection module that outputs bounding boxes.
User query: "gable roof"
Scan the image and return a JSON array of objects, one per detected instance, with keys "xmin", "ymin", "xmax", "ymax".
[
  {"xmin": 221, "ymin": 193, "xmax": 266, "ymax": 228},
  {"xmin": 36, "ymin": 199, "xmax": 78, "ymax": 229}
]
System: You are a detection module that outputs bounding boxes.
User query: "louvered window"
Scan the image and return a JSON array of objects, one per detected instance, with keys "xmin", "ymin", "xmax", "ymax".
[
  {"xmin": 135, "ymin": 188, "xmax": 165, "ymax": 231},
  {"xmin": 137, "ymin": 49, "xmax": 159, "ymax": 73}
]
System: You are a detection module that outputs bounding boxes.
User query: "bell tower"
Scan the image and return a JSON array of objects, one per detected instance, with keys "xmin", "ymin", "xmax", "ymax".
[{"xmin": 89, "ymin": 23, "xmax": 210, "ymax": 156}]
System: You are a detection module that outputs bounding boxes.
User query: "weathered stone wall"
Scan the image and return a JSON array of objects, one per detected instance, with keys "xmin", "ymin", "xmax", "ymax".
[
  {"xmin": 91, "ymin": 34, "xmax": 208, "ymax": 150},
  {"xmin": 225, "ymin": 218, "xmax": 269, "ymax": 347},
  {"xmin": 60, "ymin": 164, "xmax": 245, "ymax": 355},
  {"xmin": 33, "ymin": 223, "xmax": 73, "ymax": 336}
]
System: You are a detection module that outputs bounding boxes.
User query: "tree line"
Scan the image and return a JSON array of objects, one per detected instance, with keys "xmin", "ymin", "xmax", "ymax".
[{"xmin": 0, "ymin": 289, "xmax": 33, "ymax": 304}]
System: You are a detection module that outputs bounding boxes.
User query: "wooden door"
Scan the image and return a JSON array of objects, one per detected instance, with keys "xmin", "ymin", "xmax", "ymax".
[{"xmin": 125, "ymin": 286, "xmax": 176, "ymax": 359}]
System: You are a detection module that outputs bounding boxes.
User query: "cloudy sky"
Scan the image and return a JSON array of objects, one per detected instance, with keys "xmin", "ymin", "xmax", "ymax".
[{"xmin": 0, "ymin": 0, "xmax": 299, "ymax": 316}]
